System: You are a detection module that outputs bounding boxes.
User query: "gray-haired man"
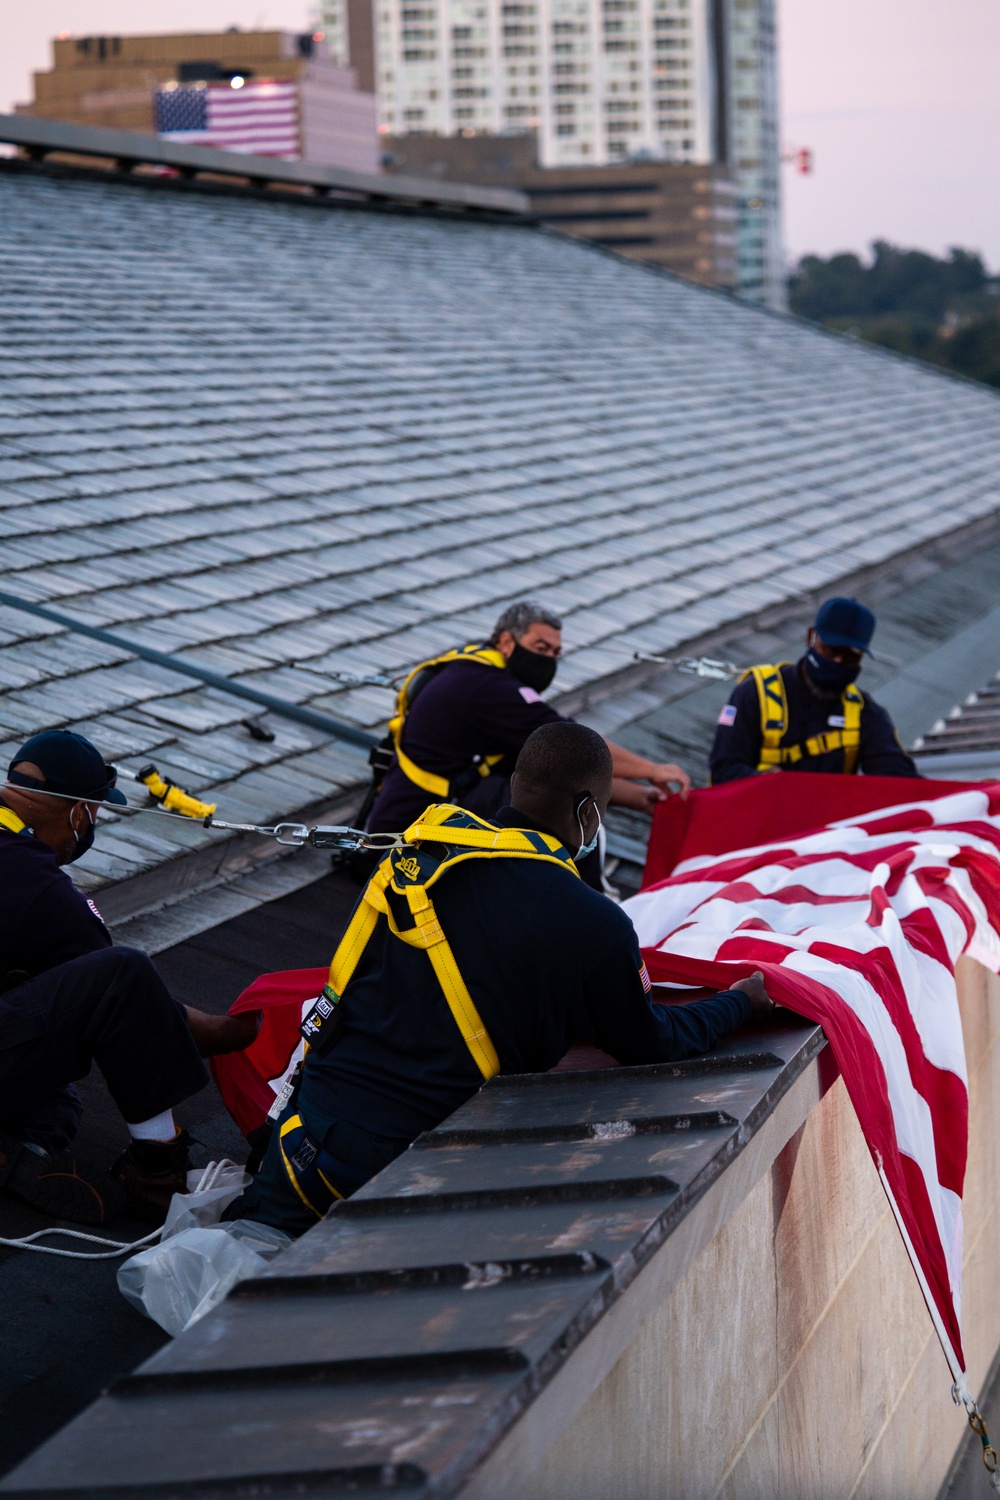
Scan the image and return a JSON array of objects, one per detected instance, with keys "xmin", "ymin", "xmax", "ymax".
[{"xmin": 366, "ymin": 600, "xmax": 690, "ymax": 842}]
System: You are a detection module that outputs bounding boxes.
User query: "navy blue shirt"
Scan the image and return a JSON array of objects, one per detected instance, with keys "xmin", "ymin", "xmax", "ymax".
[
  {"xmin": 300, "ymin": 806, "xmax": 752, "ymax": 1140},
  {"xmin": 367, "ymin": 657, "xmax": 564, "ymax": 835},
  {"xmin": 0, "ymin": 821, "xmax": 111, "ymax": 986},
  {"xmin": 709, "ymin": 660, "xmax": 918, "ymax": 784}
]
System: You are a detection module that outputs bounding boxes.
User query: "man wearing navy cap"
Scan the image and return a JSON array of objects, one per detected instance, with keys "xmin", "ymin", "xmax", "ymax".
[
  {"xmin": 0, "ymin": 729, "xmax": 256, "ymax": 1226},
  {"xmin": 709, "ymin": 597, "xmax": 918, "ymax": 783}
]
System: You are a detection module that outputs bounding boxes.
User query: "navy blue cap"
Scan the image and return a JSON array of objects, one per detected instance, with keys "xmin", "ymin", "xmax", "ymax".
[
  {"xmin": 7, "ymin": 730, "xmax": 127, "ymax": 805},
  {"xmin": 814, "ymin": 597, "xmax": 875, "ymax": 655}
]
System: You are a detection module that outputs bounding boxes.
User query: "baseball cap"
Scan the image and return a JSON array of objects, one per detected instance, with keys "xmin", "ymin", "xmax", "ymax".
[
  {"xmin": 814, "ymin": 597, "xmax": 875, "ymax": 655},
  {"xmin": 7, "ymin": 729, "xmax": 127, "ymax": 805}
]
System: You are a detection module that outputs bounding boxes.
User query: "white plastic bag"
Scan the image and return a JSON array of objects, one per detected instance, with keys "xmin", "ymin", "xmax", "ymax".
[
  {"xmin": 161, "ymin": 1161, "xmax": 250, "ymax": 1240},
  {"xmin": 118, "ymin": 1217, "xmax": 291, "ymax": 1336}
]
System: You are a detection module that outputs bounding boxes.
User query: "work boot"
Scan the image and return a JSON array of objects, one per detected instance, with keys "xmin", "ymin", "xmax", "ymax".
[
  {"xmin": 0, "ymin": 1132, "xmax": 128, "ymax": 1226},
  {"xmin": 185, "ymin": 1006, "xmax": 262, "ymax": 1058},
  {"xmin": 111, "ymin": 1130, "xmax": 193, "ymax": 1225}
]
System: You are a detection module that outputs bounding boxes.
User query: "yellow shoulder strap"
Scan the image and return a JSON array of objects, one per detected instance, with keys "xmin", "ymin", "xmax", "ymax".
[
  {"xmin": 387, "ymin": 645, "xmax": 508, "ymax": 799},
  {"xmin": 774, "ymin": 680, "xmax": 866, "ymax": 773},
  {"xmin": 0, "ymin": 808, "xmax": 26, "ymax": 836},
  {"xmin": 326, "ymin": 804, "xmax": 577, "ymax": 1081},
  {"xmin": 741, "ymin": 664, "xmax": 790, "ymax": 770},
  {"xmin": 840, "ymin": 683, "xmax": 863, "ymax": 774}
]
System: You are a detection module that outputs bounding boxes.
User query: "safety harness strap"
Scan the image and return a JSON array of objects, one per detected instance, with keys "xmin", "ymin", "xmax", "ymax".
[
  {"xmin": 278, "ymin": 1112, "xmax": 345, "ymax": 1220},
  {"xmin": 0, "ymin": 808, "xmax": 26, "ymax": 836},
  {"xmin": 744, "ymin": 665, "xmax": 864, "ymax": 775},
  {"xmin": 387, "ymin": 644, "xmax": 509, "ymax": 799},
  {"xmin": 325, "ymin": 804, "xmax": 578, "ymax": 1082},
  {"xmin": 746, "ymin": 664, "xmax": 790, "ymax": 769}
]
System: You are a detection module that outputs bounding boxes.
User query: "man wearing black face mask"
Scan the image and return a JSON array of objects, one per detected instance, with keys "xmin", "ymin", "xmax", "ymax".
[
  {"xmin": 0, "ymin": 730, "xmax": 258, "ymax": 1226},
  {"xmin": 366, "ymin": 600, "xmax": 691, "ymax": 846},
  {"xmin": 708, "ymin": 597, "xmax": 918, "ymax": 784}
]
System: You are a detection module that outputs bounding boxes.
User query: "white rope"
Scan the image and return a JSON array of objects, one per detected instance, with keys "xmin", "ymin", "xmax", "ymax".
[
  {"xmin": 0, "ymin": 1225, "xmax": 162, "ymax": 1260},
  {"xmin": 0, "ymin": 1160, "xmax": 231, "ymax": 1260}
]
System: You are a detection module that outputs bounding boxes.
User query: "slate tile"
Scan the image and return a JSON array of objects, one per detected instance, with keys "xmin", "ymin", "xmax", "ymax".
[{"xmin": 3, "ymin": 166, "xmax": 1000, "ymax": 898}]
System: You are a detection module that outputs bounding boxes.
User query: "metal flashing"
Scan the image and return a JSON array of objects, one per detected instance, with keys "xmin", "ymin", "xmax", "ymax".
[{"xmin": 0, "ymin": 113, "xmax": 529, "ymax": 217}]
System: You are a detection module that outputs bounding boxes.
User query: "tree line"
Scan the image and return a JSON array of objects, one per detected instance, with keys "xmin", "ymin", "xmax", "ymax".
[{"xmin": 787, "ymin": 242, "xmax": 1000, "ymax": 389}]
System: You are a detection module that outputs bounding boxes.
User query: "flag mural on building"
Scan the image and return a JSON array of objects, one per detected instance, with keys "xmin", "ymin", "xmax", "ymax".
[
  {"xmin": 154, "ymin": 81, "xmax": 300, "ymax": 158},
  {"xmin": 626, "ymin": 774, "xmax": 1000, "ymax": 1400}
]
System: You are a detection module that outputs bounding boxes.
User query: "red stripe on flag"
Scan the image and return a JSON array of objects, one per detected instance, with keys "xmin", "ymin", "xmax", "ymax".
[{"xmin": 640, "ymin": 946, "xmax": 967, "ymax": 1369}]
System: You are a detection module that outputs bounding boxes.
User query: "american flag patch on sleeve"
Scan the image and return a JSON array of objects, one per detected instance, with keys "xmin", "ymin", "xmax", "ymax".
[
  {"xmin": 717, "ymin": 703, "xmax": 737, "ymax": 727},
  {"xmin": 639, "ymin": 961, "xmax": 651, "ymax": 994}
]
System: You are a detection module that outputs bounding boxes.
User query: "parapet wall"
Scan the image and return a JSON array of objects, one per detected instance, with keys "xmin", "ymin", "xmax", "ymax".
[
  {"xmin": 466, "ymin": 958, "xmax": 1000, "ymax": 1500},
  {"xmin": 5, "ymin": 967, "xmax": 997, "ymax": 1498}
]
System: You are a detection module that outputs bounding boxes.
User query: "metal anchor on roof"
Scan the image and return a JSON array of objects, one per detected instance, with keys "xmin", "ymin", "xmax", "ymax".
[{"xmin": 631, "ymin": 652, "xmax": 742, "ymax": 680}]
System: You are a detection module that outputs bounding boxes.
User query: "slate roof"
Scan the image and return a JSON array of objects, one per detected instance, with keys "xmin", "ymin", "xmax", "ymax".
[{"xmin": 2, "ymin": 163, "xmax": 1000, "ymax": 894}]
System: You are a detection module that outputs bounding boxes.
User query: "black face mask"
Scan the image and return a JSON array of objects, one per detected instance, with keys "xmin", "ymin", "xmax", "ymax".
[
  {"xmin": 507, "ymin": 641, "xmax": 557, "ymax": 694},
  {"xmin": 804, "ymin": 648, "xmax": 861, "ymax": 695}
]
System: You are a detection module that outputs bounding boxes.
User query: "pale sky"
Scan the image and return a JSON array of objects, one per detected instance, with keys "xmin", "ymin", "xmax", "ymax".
[{"xmin": 2, "ymin": 0, "xmax": 998, "ymax": 269}]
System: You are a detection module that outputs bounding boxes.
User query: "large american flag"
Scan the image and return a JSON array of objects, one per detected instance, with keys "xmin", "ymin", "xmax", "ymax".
[
  {"xmin": 211, "ymin": 772, "xmax": 999, "ymax": 1402},
  {"xmin": 626, "ymin": 773, "xmax": 1000, "ymax": 1396},
  {"xmin": 154, "ymin": 81, "xmax": 299, "ymax": 159}
]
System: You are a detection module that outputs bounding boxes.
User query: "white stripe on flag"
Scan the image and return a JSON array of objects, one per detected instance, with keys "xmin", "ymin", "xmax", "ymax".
[{"xmin": 624, "ymin": 784, "xmax": 1000, "ymax": 1381}]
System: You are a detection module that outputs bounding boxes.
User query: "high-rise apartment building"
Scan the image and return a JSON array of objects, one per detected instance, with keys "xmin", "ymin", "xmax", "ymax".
[
  {"xmin": 317, "ymin": 0, "xmax": 782, "ymax": 304},
  {"xmin": 321, "ymin": 0, "xmax": 714, "ymax": 169},
  {"xmin": 721, "ymin": 0, "xmax": 783, "ymax": 307}
]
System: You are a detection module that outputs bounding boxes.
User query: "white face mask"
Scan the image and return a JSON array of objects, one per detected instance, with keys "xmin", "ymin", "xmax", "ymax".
[
  {"xmin": 66, "ymin": 803, "xmax": 96, "ymax": 864},
  {"xmin": 574, "ymin": 796, "xmax": 602, "ymax": 861}
]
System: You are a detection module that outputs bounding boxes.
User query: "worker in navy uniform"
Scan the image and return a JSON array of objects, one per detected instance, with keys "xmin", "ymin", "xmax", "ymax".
[
  {"xmin": 0, "ymin": 730, "xmax": 257, "ymax": 1226},
  {"xmin": 709, "ymin": 597, "xmax": 918, "ymax": 784},
  {"xmin": 366, "ymin": 600, "xmax": 692, "ymax": 841},
  {"xmin": 229, "ymin": 722, "xmax": 775, "ymax": 1235}
]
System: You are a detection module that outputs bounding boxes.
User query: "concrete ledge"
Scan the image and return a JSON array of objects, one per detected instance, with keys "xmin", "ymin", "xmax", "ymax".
[
  {"xmin": 5, "ymin": 964, "xmax": 997, "ymax": 1497},
  {"xmin": 488, "ymin": 958, "xmax": 1000, "ymax": 1499},
  {"xmin": 461, "ymin": 1050, "xmax": 832, "ymax": 1499}
]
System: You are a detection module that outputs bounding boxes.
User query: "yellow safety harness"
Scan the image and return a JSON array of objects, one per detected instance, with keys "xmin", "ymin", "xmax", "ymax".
[
  {"xmin": 0, "ymin": 808, "xmax": 26, "ymax": 835},
  {"xmin": 327, "ymin": 803, "xmax": 580, "ymax": 1081},
  {"xmin": 387, "ymin": 644, "xmax": 510, "ymax": 800},
  {"xmin": 275, "ymin": 804, "xmax": 580, "ymax": 1219},
  {"xmin": 743, "ymin": 663, "xmax": 864, "ymax": 774}
]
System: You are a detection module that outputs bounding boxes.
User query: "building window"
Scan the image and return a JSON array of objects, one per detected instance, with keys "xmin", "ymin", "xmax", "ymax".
[{"xmin": 556, "ymin": 123, "xmax": 576, "ymax": 135}]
